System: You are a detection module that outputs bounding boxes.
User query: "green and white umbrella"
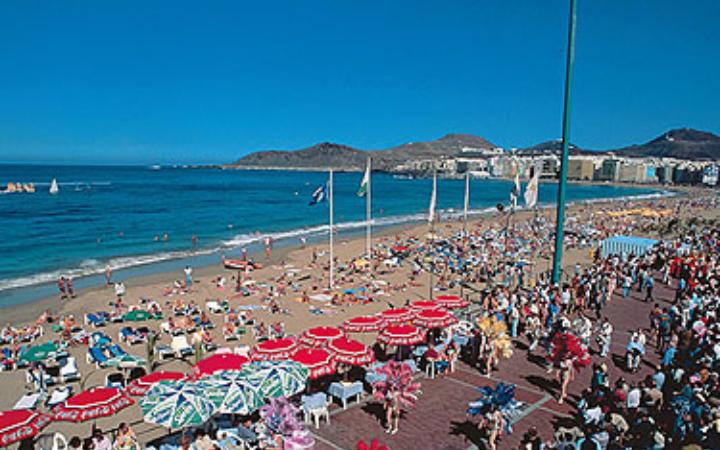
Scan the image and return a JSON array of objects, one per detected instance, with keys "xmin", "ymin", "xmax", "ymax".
[
  {"xmin": 239, "ymin": 360, "xmax": 308, "ymax": 399},
  {"xmin": 123, "ymin": 310, "xmax": 151, "ymax": 322},
  {"xmin": 107, "ymin": 353, "xmax": 147, "ymax": 368},
  {"xmin": 141, "ymin": 381, "xmax": 215, "ymax": 429},
  {"xmin": 20, "ymin": 342, "xmax": 59, "ymax": 363},
  {"xmin": 197, "ymin": 372, "xmax": 265, "ymax": 415}
]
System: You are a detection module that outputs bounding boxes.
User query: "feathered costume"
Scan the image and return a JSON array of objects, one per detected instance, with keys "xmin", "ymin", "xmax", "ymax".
[
  {"xmin": 467, "ymin": 383, "xmax": 525, "ymax": 434},
  {"xmin": 477, "ymin": 315, "xmax": 514, "ymax": 359},
  {"xmin": 549, "ymin": 332, "xmax": 591, "ymax": 370},
  {"xmin": 372, "ymin": 361, "xmax": 422, "ymax": 408}
]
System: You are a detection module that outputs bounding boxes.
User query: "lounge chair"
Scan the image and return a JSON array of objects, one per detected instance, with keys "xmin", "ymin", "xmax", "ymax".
[
  {"xmin": 86, "ymin": 347, "xmax": 110, "ymax": 368},
  {"xmin": 105, "ymin": 372, "xmax": 125, "ymax": 389},
  {"xmin": 171, "ymin": 336, "xmax": 194, "ymax": 358},
  {"xmin": 206, "ymin": 301, "xmax": 225, "ymax": 314},
  {"xmin": 119, "ymin": 327, "xmax": 145, "ymax": 345},
  {"xmin": 90, "ymin": 331, "xmax": 111, "ymax": 347},
  {"xmin": 47, "ymin": 386, "xmax": 72, "ymax": 408},
  {"xmin": 155, "ymin": 344, "xmax": 174, "ymax": 360},
  {"xmin": 13, "ymin": 393, "xmax": 41, "ymax": 410},
  {"xmin": 26, "ymin": 367, "xmax": 55, "ymax": 391},
  {"xmin": 58, "ymin": 356, "xmax": 80, "ymax": 383},
  {"xmin": 84, "ymin": 313, "xmax": 106, "ymax": 328}
]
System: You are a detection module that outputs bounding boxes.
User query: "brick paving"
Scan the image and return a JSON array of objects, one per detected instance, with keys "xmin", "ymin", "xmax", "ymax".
[{"xmin": 310, "ymin": 278, "xmax": 677, "ymax": 449}]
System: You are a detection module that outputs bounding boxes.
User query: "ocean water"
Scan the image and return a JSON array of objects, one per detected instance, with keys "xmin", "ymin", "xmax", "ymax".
[{"xmin": 0, "ymin": 164, "xmax": 662, "ymax": 305}]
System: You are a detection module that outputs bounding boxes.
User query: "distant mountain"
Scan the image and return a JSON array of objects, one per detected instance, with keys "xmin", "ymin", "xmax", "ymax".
[
  {"xmin": 517, "ymin": 140, "xmax": 589, "ymax": 156},
  {"xmin": 612, "ymin": 128, "xmax": 720, "ymax": 160},
  {"xmin": 230, "ymin": 134, "xmax": 497, "ymax": 171}
]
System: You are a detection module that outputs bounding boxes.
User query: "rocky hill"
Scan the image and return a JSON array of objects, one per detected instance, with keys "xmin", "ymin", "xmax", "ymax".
[
  {"xmin": 611, "ymin": 128, "xmax": 720, "ymax": 160},
  {"xmin": 230, "ymin": 134, "xmax": 497, "ymax": 171}
]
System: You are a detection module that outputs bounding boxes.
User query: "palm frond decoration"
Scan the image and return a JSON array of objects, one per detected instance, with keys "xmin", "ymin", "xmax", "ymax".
[{"xmin": 371, "ymin": 361, "xmax": 421, "ymax": 408}]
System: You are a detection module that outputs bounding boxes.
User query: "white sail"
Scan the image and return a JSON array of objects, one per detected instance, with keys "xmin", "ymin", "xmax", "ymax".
[{"xmin": 49, "ymin": 178, "xmax": 59, "ymax": 195}]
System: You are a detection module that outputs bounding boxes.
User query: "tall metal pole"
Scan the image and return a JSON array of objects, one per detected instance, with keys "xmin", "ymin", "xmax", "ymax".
[
  {"xmin": 329, "ymin": 169, "xmax": 334, "ymax": 290},
  {"xmin": 551, "ymin": 0, "xmax": 577, "ymax": 284},
  {"xmin": 463, "ymin": 172, "xmax": 469, "ymax": 234},
  {"xmin": 366, "ymin": 158, "xmax": 372, "ymax": 260}
]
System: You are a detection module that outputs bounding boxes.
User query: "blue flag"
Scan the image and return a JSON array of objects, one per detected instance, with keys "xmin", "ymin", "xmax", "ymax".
[{"xmin": 309, "ymin": 182, "xmax": 328, "ymax": 205}]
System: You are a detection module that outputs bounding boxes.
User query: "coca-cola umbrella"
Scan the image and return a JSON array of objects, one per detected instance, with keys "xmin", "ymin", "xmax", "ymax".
[
  {"xmin": 433, "ymin": 295, "xmax": 470, "ymax": 309},
  {"xmin": 192, "ymin": 354, "xmax": 249, "ymax": 378},
  {"xmin": 0, "ymin": 410, "xmax": 52, "ymax": 448},
  {"xmin": 378, "ymin": 325, "xmax": 426, "ymax": 346},
  {"xmin": 251, "ymin": 337, "xmax": 299, "ymax": 361},
  {"xmin": 53, "ymin": 387, "xmax": 134, "ymax": 423},
  {"xmin": 127, "ymin": 371, "xmax": 187, "ymax": 396},
  {"xmin": 343, "ymin": 316, "xmax": 384, "ymax": 333},
  {"xmin": 328, "ymin": 336, "xmax": 375, "ymax": 366},
  {"xmin": 377, "ymin": 308, "xmax": 413, "ymax": 325},
  {"xmin": 407, "ymin": 301, "xmax": 440, "ymax": 312},
  {"xmin": 290, "ymin": 348, "xmax": 336, "ymax": 379},
  {"xmin": 300, "ymin": 326, "xmax": 343, "ymax": 347},
  {"xmin": 413, "ymin": 309, "xmax": 458, "ymax": 329}
]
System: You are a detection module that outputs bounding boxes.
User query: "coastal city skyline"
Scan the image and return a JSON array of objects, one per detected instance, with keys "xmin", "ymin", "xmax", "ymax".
[{"xmin": 1, "ymin": 0, "xmax": 719, "ymax": 164}]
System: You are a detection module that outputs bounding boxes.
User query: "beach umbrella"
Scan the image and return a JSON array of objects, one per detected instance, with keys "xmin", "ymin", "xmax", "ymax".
[
  {"xmin": 107, "ymin": 353, "xmax": 146, "ymax": 369},
  {"xmin": 53, "ymin": 387, "xmax": 134, "ymax": 423},
  {"xmin": 391, "ymin": 245, "xmax": 408, "ymax": 253},
  {"xmin": 0, "ymin": 410, "xmax": 52, "ymax": 447},
  {"xmin": 413, "ymin": 309, "xmax": 458, "ymax": 329},
  {"xmin": 123, "ymin": 310, "xmax": 151, "ymax": 322},
  {"xmin": 19, "ymin": 342, "xmax": 58, "ymax": 363},
  {"xmin": 434, "ymin": 295, "xmax": 470, "ymax": 309},
  {"xmin": 407, "ymin": 301, "xmax": 440, "ymax": 312},
  {"xmin": 127, "ymin": 371, "xmax": 187, "ymax": 396},
  {"xmin": 378, "ymin": 325, "xmax": 426, "ymax": 346},
  {"xmin": 238, "ymin": 361, "xmax": 308, "ymax": 399},
  {"xmin": 141, "ymin": 381, "xmax": 215, "ymax": 429},
  {"xmin": 290, "ymin": 348, "xmax": 336, "ymax": 379},
  {"xmin": 192, "ymin": 354, "xmax": 249, "ymax": 378},
  {"xmin": 251, "ymin": 337, "xmax": 299, "ymax": 361},
  {"xmin": 327, "ymin": 336, "xmax": 375, "ymax": 366},
  {"xmin": 196, "ymin": 373, "xmax": 265, "ymax": 415},
  {"xmin": 343, "ymin": 315, "xmax": 384, "ymax": 333},
  {"xmin": 300, "ymin": 326, "xmax": 343, "ymax": 347},
  {"xmin": 378, "ymin": 308, "xmax": 413, "ymax": 325}
]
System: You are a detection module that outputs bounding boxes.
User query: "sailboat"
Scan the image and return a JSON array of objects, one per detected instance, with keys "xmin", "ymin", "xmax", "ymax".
[{"xmin": 49, "ymin": 178, "xmax": 59, "ymax": 195}]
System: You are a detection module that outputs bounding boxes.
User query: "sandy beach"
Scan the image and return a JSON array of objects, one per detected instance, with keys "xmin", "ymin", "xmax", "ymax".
[{"xmin": 1, "ymin": 187, "xmax": 717, "ymax": 447}]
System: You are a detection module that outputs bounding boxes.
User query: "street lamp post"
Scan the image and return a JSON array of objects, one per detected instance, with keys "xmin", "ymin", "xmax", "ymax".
[{"xmin": 552, "ymin": 0, "xmax": 578, "ymax": 284}]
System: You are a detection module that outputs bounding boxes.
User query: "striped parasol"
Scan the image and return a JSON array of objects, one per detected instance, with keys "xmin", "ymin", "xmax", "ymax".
[
  {"xmin": 251, "ymin": 337, "xmax": 299, "ymax": 361},
  {"xmin": 237, "ymin": 361, "xmax": 309, "ymax": 399},
  {"xmin": 327, "ymin": 336, "xmax": 375, "ymax": 366},
  {"xmin": 300, "ymin": 326, "xmax": 344, "ymax": 347},
  {"xmin": 290, "ymin": 348, "xmax": 336, "ymax": 379},
  {"xmin": 196, "ymin": 373, "xmax": 265, "ymax": 415},
  {"xmin": 413, "ymin": 308, "xmax": 458, "ymax": 329},
  {"xmin": 53, "ymin": 387, "xmax": 134, "ymax": 423},
  {"xmin": 127, "ymin": 371, "xmax": 187, "ymax": 396},
  {"xmin": 433, "ymin": 295, "xmax": 470, "ymax": 309},
  {"xmin": 343, "ymin": 316, "xmax": 384, "ymax": 333},
  {"xmin": 378, "ymin": 325, "xmax": 426, "ymax": 346},
  {"xmin": 377, "ymin": 308, "xmax": 413, "ymax": 325},
  {"xmin": 0, "ymin": 410, "xmax": 52, "ymax": 447},
  {"xmin": 141, "ymin": 381, "xmax": 215, "ymax": 429}
]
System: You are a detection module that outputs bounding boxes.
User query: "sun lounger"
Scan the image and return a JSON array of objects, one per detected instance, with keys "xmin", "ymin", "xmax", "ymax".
[
  {"xmin": 86, "ymin": 346, "xmax": 110, "ymax": 368},
  {"xmin": 206, "ymin": 301, "xmax": 225, "ymax": 314},
  {"xmin": 107, "ymin": 344, "xmax": 127, "ymax": 358},
  {"xmin": 105, "ymin": 372, "xmax": 125, "ymax": 389},
  {"xmin": 47, "ymin": 386, "xmax": 72, "ymax": 408},
  {"xmin": 26, "ymin": 368, "xmax": 55, "ymax": 391},
  {"xmin": 58, "ymin": 356, "xmax": 80, "ymax": 383},
  {"xmin": 84, "ymin": 313, "xmax": 106, "ymax": 328},
  {"xmin": 171, "ymin": 336, "xmax": 194, "ymax": 358},
  {"xmin": 155, "ymin": 344, "xmax": 174, "ymax": 360},
  {"xmin": 90, "ymin": 331, "xmax": 111, "ymax": 347},
  {"xmin": 14, "ymin": 393, "xmax": 41, "ymax": 410}
]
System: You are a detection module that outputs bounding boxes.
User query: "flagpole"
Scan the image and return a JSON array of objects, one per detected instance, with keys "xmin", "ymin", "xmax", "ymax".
[
  {"xmin": 366, "ymin": 158, "xmax": 372, "ymax": 261},
  {"xmin": 429, "ymin": 170, "xmax": 437, "ymax": 300},
  {"xmin": 463, "ymin": 172, "xmax": 469, "ymax": 234},
  {"xmin": 552, "ymin": 0, "xmax": 577, "ymax": 284},
  {"xmin": 329, "ymin": 169, "xmax": 334, "ymax": 290}
]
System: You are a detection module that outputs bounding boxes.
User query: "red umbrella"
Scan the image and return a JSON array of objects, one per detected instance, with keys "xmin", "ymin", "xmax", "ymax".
[
  {"xmin": 53, "ymin": 387, "xmax": 134, "ymax": 423},
  {"xmin": 413, "ymin": 309, "xmax": 458, "ymax": 328},
  {"xmin": 290, "ymin": 348, "xmax": 336, "ymax": 379},
  {"xmin": 192, "ymin": 354, "xmax": 249, "ymax": 378},
  {"xmin": 407, "ymin": 300, "xmax": 440, "ymax": 312},
  {"xmin": 378, "ymin": 308, "xmax": 412, "ymax": 325},
  {"xmin": 434, "ymin": 295, "xmax": 470, "ymax": 309},
  {"xmin": 378, "ymin": 325, "xmax": 426, "ymax": 346},
  {"xmin": 300, "ymin": 326, "xmax": 344, "ymax": 347},
  {"xmin": 0, "ymin": 410, "xmax": 52, "ymax": 447},
  {"xmin": 252, "ymin": 337, "xmax": 299, "ymax": 361},
  {"xmin": 343, "ymin": 316, "xmax": 384, "ymax": 333},
  {"xmin": 328, "ymin": 336, "xmax": 375, "ymax": 366},
  {"xmin": 391, "ymin": 245, "xmax": 408, "ymax": 253},
  {"xmin": 127, "ymin": 371, "xmax": 187, "ymax": 395}
]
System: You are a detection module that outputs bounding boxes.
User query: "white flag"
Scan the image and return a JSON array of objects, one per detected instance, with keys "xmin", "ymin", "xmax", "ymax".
[
  {"xmin": 510, "ymin": 170, "xmax": 521, "ymax": 210},
  {"xmin": 428, "ymin": 171, "xmax": 437, "ymax": 224},
  {"xmin": 357, "ymin": 159, "xmax": 370, "ymax": 197},
  {"xmin": 524, "ymin": 164, "xmax": 539, "ymax": 208}
]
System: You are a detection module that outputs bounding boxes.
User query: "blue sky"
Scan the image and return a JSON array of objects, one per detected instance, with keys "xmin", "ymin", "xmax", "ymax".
[{"xmin": 0, "ymin": 0, "xmax": 718, "ymax": 164}]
